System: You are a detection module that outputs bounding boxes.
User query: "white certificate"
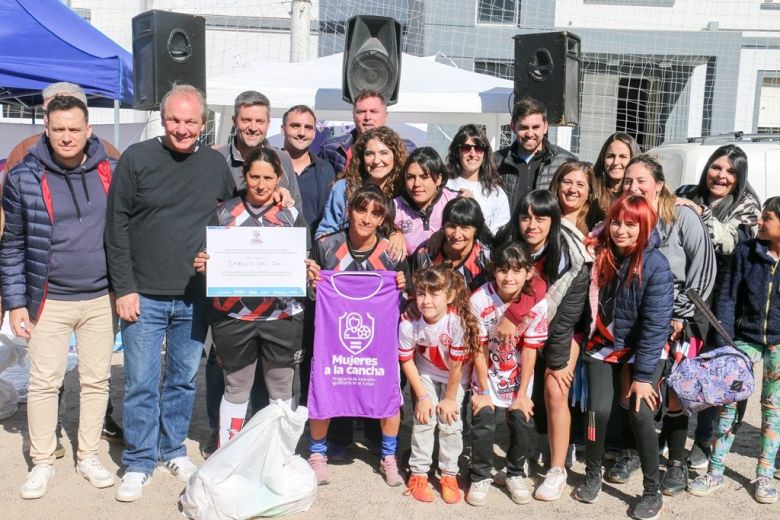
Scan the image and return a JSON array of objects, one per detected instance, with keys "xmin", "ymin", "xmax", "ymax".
[{"xmin": 206, "ymin": 226, "xmax": 307, "ymax": 297}]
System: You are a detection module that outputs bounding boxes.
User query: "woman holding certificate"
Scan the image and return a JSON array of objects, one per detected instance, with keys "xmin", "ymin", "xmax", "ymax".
[{"xmin": 193, "ymin": 147, "xmax": 308, "ymax": 449}]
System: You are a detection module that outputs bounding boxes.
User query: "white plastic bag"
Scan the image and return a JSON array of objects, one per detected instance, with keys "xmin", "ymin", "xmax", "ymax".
[
  {"xmin": 180, "ymin": 400, "xmax": 317, "ymax": 519},
  {"xmin": 0, "ymin": 339, "xmax": 26, "ymax": 419}
]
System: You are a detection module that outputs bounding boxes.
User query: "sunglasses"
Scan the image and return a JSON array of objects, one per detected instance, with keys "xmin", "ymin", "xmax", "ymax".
[{"xmin": 459, "ymin": 143, "xmax": 486, "ymax": 154}]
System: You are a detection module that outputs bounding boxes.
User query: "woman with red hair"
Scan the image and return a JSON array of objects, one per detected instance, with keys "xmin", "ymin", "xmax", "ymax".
[{"xmin": 574, "ymin": 194, "xmax": 674, "ymax": 520}]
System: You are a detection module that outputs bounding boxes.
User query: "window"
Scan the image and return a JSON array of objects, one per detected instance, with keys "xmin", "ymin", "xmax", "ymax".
[
  {"xmin": 474, "ymin": 59, "xmax": 514, "ymax": 80},
  {"xmin": 477, "ymin": 0, "xmax": 517, "ymax": 25},
  {"xmin": 1, "ymin": 103, "xmax": 39, "ymax": 120}
]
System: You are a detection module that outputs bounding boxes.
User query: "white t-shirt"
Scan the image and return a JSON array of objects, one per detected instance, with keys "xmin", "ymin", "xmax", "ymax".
[
  {"xmin": 446, "ymin": 177, "xmax": 511, "ymax": 235},
  {"xmin": 470, "ymin": 281, "xmax": 549, "ymax": 407},
  {"xmin": 399, "ymin": 309, "xmax": 470, "ymax": 385}
]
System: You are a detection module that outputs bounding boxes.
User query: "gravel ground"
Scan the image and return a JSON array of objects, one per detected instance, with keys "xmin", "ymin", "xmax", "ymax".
[{"xmin": 0, "ymin": 352, "xmax": 776, "ymax": 520}]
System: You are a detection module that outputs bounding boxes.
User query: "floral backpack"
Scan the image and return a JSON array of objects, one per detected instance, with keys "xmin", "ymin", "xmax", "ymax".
[{"xmin": 666, "ymin": 289, "xmax": 755, "ymax": 415}]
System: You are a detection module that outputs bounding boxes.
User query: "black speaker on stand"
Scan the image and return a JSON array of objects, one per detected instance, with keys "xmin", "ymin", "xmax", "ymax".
[
  {"xmin": 342, "ymin": 15, "xmax": 402, "ymax": 106},
  {"xmin": 513, "ymin": 31, "xmax": 581, "ymax": 126},
  {"xmin": 132, "ymin": 10, "xmax": 206, "ymax": 110}
]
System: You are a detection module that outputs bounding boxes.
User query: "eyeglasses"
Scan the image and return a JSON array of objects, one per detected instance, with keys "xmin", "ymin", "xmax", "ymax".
[{"xmin": 459, "ymin": 143, "xmax": 486, "ymax": 154}]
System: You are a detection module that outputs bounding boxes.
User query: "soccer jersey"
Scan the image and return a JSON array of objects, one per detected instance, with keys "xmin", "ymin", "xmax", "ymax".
[
  {"xmin": 211, "ymin": 196, "xmax": 306, "ymax": 321},
  {"xmin": 470, "ymin": 281, "xmax": 548, "ymax": 407},
  {"xmin": 308, "ymin": 270, "xmax": 403, "ymax": 419},
  {"xmin": 313, "ymin": 230, "xmax": 402, "ymax": 272},
  {"xmin": 411, "ymin": 240, "xmax": 491, "ymax": 292},
  {"xmin": 398, "ymin": 309, "xmax": 470, "ymax": 385}
]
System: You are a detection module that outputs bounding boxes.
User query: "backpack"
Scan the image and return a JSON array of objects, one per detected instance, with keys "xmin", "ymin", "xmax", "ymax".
[{"xmin": 667, "ymin": 345, "xmax": 755, "ymax": 415}]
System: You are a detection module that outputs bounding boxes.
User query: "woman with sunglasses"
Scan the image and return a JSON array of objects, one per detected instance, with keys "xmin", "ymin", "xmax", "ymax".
[{"xmin": 446, "ymin": 125, "xmax": 510, "ymax": 236}]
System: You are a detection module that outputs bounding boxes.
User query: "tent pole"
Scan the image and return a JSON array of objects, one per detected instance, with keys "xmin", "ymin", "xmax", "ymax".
[{"xmin": 113, "ymin": 99, "xmax": 120, "ymax": 150}]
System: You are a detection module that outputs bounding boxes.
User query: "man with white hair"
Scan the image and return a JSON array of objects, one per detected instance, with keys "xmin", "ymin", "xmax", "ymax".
[{"xmin": 105, "ymin": 84, "xmax": 236, "ymax": 502}]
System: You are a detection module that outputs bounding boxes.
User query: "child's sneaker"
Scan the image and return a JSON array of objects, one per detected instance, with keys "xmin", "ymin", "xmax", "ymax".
[
  {"xmin": 405, "ymin": 474, "xmax": 435, "ymax": 503},
  {"xmin": 753, "ymin": 476, "xmax": 778, "ymax": 504},
  {"xmin": 535, "ymin": 466, "xmax": 567, "ymax": 501},
  {"xmin": 465, "ymin": 478, "xmax": 492, "ymax": 506},
  {"xmin": 688, "ymin": 472, "xmax": 725, "ymax": 496},
  {"xmin": 440, "ymin": 475, "xmax": 462, "ymax": 504},
  {"xmin": 308, "ymin": 453, "xmax": 330, "ymax": 485},
  {"xmin": 506, "ymin": 475, "xmax": 532, "ymax": 504},
  {"xmin": 379, "ymin": 455, "xmax": 404, "ymax": 487}
]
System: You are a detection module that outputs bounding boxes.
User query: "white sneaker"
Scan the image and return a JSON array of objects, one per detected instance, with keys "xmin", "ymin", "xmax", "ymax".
[
  {"xmin": 506, "ymin": 475, "xmax": 532, "ymax": 504},
  {"xmin": 162, "ymin": 456, "xmax": 198, "ymax": 482},
  {"xmin": 116, "ymin": 472, "xmax": 151, "ymax": 502},
  {"xmin": 535, "ymin": 466, "xmax": 567, "ymax": 501},
  {"xmin": 20, "ymin": 464, "xmax": 55, "ymax": 499},
  {"xmin": 77, "ymin": 454, "xmax": 115, "ymax": 488},
  {"xmin": 466, "ymin": 478, "xmax": 492, "ymax": 506}
]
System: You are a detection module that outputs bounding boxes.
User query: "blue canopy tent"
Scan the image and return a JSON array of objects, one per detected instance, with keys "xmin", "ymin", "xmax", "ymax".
[{"xmin": 0, "ymin": 0, "xmax": 133, "ymax": 108}]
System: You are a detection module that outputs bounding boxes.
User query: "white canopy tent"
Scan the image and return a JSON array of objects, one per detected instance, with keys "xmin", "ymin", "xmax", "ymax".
[{"xmin": 207, "ymin": 52, "xmax": 515, "ymax": 147}]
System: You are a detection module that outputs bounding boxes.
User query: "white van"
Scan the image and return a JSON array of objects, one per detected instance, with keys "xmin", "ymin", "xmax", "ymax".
[{"xmin": 648, "ymin": 133, "xmax": 780, "ymax": 202}]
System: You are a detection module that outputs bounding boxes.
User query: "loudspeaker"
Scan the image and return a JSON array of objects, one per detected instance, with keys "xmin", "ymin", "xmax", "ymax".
[
  {"xmin": 513, "ymin": 31, "xmax": 581, "ymax": 126},
  {"xmin": 132, "ymin": 10, "xmax": 206, "ymax": 110},
  {"xmin": 342, "ymin": 15, "xmax": 402, "ymax": 106}
]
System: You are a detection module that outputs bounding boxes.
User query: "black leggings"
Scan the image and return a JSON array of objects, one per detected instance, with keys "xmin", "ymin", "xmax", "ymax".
[{"xmin": 585, "ymin": 357, "xmax": 664, "ymax": 494}]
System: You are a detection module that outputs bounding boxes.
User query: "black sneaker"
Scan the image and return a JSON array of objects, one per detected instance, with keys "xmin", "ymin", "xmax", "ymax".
[
  {"xmin": 54, "ymin": 437, "xmax": 65, "ymax": 459},
  {"xmin": 574, "ymin": 467, "xmax": 602, "ymax": 503},
  {"xmin": 687, "ymin": 441, "xmax": 710, "ymax": 470},
  {"xmin": 661, "ymin": 460, "xmax": 688, "ymax": 496},
  {"xmin": 632, "ymin": 491, "xmax": 663, "ymax": 520},
  {"xmin": 201, "ymin": 430, "xmax": 218, "ymax": 459},
  {"xmin": 101, "ymin": 415, "xmax": 125, "ymax": 445},
  {"xmin": 606, "ymin": 449, "xmax": 641, "ymax": 484}
]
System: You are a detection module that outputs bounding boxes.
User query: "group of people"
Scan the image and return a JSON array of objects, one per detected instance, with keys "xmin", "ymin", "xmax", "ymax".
[{"xmin": 2, "ymin": 81, "xmax": 778, "ymax": 520}]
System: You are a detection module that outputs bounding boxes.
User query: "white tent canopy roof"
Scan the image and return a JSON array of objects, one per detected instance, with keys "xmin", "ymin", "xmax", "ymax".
[{"xmin": 208, "ymin": 52, "xmax": 514, "ymax": 143}]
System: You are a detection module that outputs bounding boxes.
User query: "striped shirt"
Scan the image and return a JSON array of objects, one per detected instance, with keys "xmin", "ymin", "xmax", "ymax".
[
  {"xmin": 399, "ymin": 309, "xmax": 469, "ymax": 385},
  {"xmin": 211, "ymin": 197, "xmax": 306, "ymax": 321}
]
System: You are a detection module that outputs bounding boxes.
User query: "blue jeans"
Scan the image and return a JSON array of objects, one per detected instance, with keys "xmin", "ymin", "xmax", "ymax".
[{"xmin": 121, "ymin": 294, "xmax": 207, "ymax": 474}]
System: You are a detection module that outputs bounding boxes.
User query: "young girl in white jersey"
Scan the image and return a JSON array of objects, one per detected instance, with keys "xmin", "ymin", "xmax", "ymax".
[
  {"xmin": 400, "ymin": 264, "xmax": 479, "ymax": 504},
  {"xmin": 466, "ymin": 242, "xmax": 549, "ymax": 506}
]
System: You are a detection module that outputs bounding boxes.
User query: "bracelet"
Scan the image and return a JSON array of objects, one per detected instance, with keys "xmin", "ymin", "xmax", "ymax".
[{"xmin": 417, "ymin": 393, "xmax": 430, "ymax": 402}]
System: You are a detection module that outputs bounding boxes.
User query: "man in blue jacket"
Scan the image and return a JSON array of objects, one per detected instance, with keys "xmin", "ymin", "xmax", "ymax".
[
  {"xmin": 318, "ymin": 89, "xmax": 415, "ymax": 176},
  {"xmin": 1, "ymin": 96, "xmax": 117, "ymax": 499}
]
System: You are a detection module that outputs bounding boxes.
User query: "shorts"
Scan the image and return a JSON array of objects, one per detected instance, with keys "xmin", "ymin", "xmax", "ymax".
[{"xmin": 211, "ymin": 313, "xmax": 304, "ymax": 371}]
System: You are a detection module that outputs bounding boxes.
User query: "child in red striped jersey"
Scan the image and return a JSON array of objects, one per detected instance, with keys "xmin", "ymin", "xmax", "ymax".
[
  {"xmin": 401, "ymin": 264, "xmax": 479, "ymax": 504},
  {"xmin": 466, "ymin": 242, "xmax": 548, "ymax": 506}
]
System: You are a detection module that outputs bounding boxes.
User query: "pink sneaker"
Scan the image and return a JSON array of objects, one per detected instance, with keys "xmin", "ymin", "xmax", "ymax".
[
  {"xmin": 308, "ymin": 453, "xmax": 330, "ymax": 485},
  {"xmin": 380, "ymin": 455, "xmax": 404, "ymax": 487}
]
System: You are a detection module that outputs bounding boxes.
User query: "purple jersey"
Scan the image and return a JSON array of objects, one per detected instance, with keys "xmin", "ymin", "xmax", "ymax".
[{"xmin": 308, "ymin": 270, "xmax": 403, "ymax": 420}]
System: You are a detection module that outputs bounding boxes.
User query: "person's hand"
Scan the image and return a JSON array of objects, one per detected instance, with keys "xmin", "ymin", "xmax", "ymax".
[
  {"xmin": 402, "ymin": 300, "xmax": 420, "ymax": 320},
  {"xmin": 675, "ymin": 197, "xmax": 702, "ymax": 215},
  {"xmin": 116, "ymin": 293, "xmax": 141, "ymax": 323},
  {"xmin": 471, "ymin": 393, "xmax": 494, "ymax": 415},
  {"xmin": 273, "ymin": 187, "xmax": 294, "ymax": 208},
  {"xmin": 626, "ymin": 380, "xmax": 659, "ymax": 413},
  {"xmin": 437, "ymin": 397, "xmax": 459, "ymax": 425},
  {"xmin": 193, "ymin": 251, "xmax": 209, "ymax": 273},
  {"xmin": 496, "ymin": 316, "xmax": 517, "ymax": 346},
  {"xmin": 387, "ymin": 232, "xmax": 406, "ymax": 262},
  {"xmin": 670, "ymin": 319, "xmax": 684, "ymax": 342},
  {"xmin": 546, "ymin": 366, "xmax": 574, "ymax": 396},
  {"xmin": 509, "ymin": 394, "xmax": 534, "ymax": 422},
  {"xmin": 10, "ymin": 308, "xmax": 32, "ymax": 339},
  {"xmin": 305, "ymin": 259, "xmax": 321, "ymax": 292},
  {"xmin": 395, "ymin": 271, "xmax": 406, "ymax": 291},
  {"xmin": 415, "ymin": 396, "xmax": 433, "ymax": 425}
]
